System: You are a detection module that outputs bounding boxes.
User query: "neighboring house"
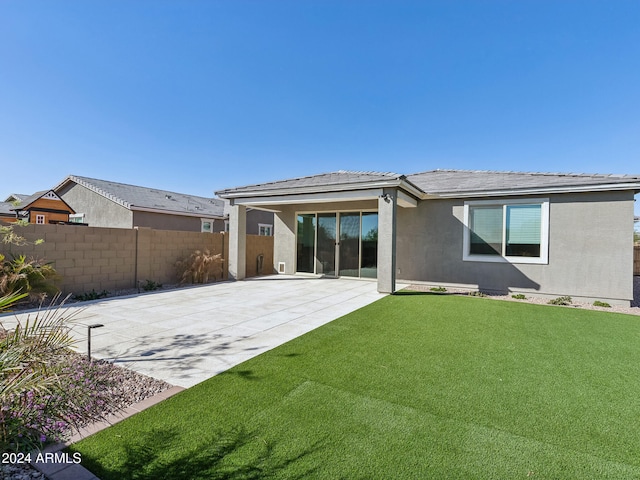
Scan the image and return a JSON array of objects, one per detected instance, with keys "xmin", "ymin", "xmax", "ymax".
[
  {"xmin": 1, "ymin": 194, "xmax": 32, "ymax": 222},
  {"xmin": 217, "ymin": 169, "xmax": 640, "ymax": 306},
  {"xmin": 0, "ymin": 202, "xmax": 16, "ymax": 222},
  {"xmin": 53, "ymin": 175, "xmax": 273, "ymax": 234},
  {"xmin": 10, "ymin": 190, "xmax": 77, "ymax": 225},
  {"xmin": 3, "ymin": 193, "xmax": 30, "ymax": 203},
  {"xmin": 222, "ymin": 200, "xmax": 275, "ymax": 236},
  {"xmin": 54, "ymin": 175, "xmax": 226, "ymax": 232}
]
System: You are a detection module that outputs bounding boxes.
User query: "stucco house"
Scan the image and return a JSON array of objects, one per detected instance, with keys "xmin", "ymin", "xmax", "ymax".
[
  {"xmin": 217, "ymin": 169, "xmax": 640, "ymax": 306},
  {"xmin": 1, "ymin": 191, "xmax": 77, "ymax": 224},
  {"xmin": 54, "ymin": 175, "xmax": 273, "ymax": 234}
]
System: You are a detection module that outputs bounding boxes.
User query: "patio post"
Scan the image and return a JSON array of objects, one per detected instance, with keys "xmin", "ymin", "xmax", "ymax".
[
  {"xmin": 228, "ymin": 202, "xmax": 247, "ymax": 280},
  {"xmin": 377, "ymin": 188, "xmax": 397, "ymax": 293}
]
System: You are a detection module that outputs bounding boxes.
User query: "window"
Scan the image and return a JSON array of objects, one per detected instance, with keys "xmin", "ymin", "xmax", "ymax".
[
  {"xmin": 69, "ymin": 213, "xmax": 85, "ymax": 224},
  {"xmin": 35, "ymin": 214, "xmax": 45, "ymax": 224},
  {"xmin": 201, "ymin": 219, "xmax": 213, "ymax": 233},
  {"xmin": 463, "ymin": 199, "xmax": 549, "ymax": 264},
  {"xmin": 258, "ymin": 223, "xmax": 273, "ymax": 236}
]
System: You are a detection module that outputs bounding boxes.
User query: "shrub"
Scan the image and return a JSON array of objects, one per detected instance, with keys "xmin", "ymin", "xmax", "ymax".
[
  {"xmin": 0, "ymin": 298, "xmax": 119, "ymax": 452},
  {"xmin": 593, "ymin": 300, "xmax": 611, "ymax": 308},
  {"xmin": 142, "ymin": 279, "xmax": 162, "ymax": 292},
  {"xmin": 468, "ymin": 291, "xmax": 487, "ymax": 297},
  {"xmin": 176, "ymin": 250, "xmax": 224, "ymax": 284},
  {"xmin": 512, "ymin": 294, "xmax": 527, "ymax": 300},
  {"xmin": 0, "ymin": 253, "xmax": 59, "ymax": 303},
  {"xmin": 430, "ymin": 286, "xmax": 447, "ymax": 292},
  {"xmin": 548, "ymin": 296, "xmax": 572, "ymax": 306},
  {"xmin": 74, "ymin": 289, "xmax": 110, "ymax": 301}
]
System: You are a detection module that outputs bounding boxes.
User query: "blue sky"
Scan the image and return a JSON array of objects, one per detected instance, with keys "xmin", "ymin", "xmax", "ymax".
[{"xmin": 1, "ymin": 1, "xmax": 639, "ymax": 215}]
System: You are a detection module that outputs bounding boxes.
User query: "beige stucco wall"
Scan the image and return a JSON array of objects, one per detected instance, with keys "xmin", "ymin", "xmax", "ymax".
[
  {"xmin": 58, "ymin": 182, "xmax": 133, "ymax": 228},
  {"xmin": 133, "ymin": 210, "xmax": 213, "ymax": 232},
  {"xmin": 396, "ymin": 190, "xmax": 636, "ymax": 304}
]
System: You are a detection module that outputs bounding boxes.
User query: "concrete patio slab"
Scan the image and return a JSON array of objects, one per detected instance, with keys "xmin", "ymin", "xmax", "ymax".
[{"xmin": 3, "ymin": 275, "xmax": 398, "ymax": 388}]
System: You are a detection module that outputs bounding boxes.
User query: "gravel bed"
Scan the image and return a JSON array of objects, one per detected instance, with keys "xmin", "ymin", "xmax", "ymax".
[
  {"xmin": 1, "ymin": 355, "xmax": 172, "ymax": 480},
  {"xmin": 407, "ymin": 276, "xmax": 640, "ymax": 315}
]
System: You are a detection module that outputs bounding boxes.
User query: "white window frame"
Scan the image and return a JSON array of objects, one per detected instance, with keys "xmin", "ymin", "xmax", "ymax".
[
  {"xmin": 201, "ymin": 219, "xmax": 214, "ymax": 233},
  {"xmin": 258, "ymin": 223, "xmax": 273, "ymax": 236},
  {"xmin": 35, "ymin": 214, "xmax": 45, "ymax": 224},
  {"xmin": 463, "ymin": 198, "xmax": 549, "ymax": 264},
  {"xmin": 69, "ymin": 213, "xmax": 85, "ymax": 224}
]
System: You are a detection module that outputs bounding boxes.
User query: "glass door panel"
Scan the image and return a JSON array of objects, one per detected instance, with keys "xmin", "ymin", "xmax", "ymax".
[
  {"xmin": 317, "ymin": 213, "xmax": 337, "ymax": 276},
  {"xmin": 360, "ymin": 212, "xmax": 378, "ymax": 278},
  {"xmin": 339, "ymin": 212, "xmax": 361, "ymax": 277},
  {"xmin": 296, "ymin": 214, "xmax": 316, "ymax": 273}
]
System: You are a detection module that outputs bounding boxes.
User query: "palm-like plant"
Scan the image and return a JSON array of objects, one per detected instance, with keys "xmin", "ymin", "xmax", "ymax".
[
  {"xmin": 0, "ymin": 295, "xmax": 80, "ymax": 451},
  {"xmin": 0, "ymin": 253, "xmax": 60, "ymax": 303}
]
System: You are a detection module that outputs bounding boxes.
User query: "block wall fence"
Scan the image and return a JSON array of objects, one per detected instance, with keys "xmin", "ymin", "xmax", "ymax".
[{"xmin": 0, "ymin": 224, "xmax": 274, "ymax": 295}]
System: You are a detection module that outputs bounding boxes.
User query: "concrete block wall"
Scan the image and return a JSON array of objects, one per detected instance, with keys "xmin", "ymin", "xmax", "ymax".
[
  {"xmin": 245, "ymin": 235, "xmax": 275, "ymax": 277},
  {"xmin": 0, "ymin": 224, "xmax": 273, "ymax": 297},
  {"xmin": 143, "ymin": 228, "xmax": 226, "ymax": 284},
  {"xmin": 0, "ymin": 224, "xmax": 136, "ymax": 295}
]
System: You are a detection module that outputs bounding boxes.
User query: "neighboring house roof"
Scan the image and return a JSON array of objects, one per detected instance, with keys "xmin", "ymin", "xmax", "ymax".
[
  {"xmin": 14, "ymin": 189, "xmax": 75, "ymax": 209},
  {"xmin": 3, "ymin": 193, "xmax": 30, "ymax": 203},
  {"xmin": 15, "ymin": 190, "xmax": 50, "ymax": 208},
  {"xmin": 55, "ymin": 175, "xmax": 225, "ymax": 218},
  {"xmin": 217, "ymin": 169, "xmax": 640, "ymax": 200},
  {"xmin": 0, "ymin": 202, "xmax": 16, "ymax": 218}
]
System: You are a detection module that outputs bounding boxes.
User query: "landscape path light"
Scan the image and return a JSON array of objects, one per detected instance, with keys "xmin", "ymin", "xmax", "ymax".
[{"xmin": 87, "ymin": 323, "xmax": 104, "ymax": 361}]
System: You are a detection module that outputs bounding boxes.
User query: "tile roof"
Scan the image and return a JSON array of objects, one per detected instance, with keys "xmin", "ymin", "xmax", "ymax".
[
  {"xmin": 59, "ymin": 175, "xmax": 225, "ymax": 217},
  {"xmin": 216, "ymin": 170, "xmax": 403, "ymax": 195},
  {"xmin": 406, "ymin": 169, "xmax": 640, "ymax": 195},
  {"xmin": 2, "ymin": 193, "xmax": 30, "ymax": 203},
  {"xmin": 217, "ymin": 169, "xmax": 640, "ymax": 198},
  {"xmin": 0, "ymin": 202, "xmax": 16, "ymax": 217},
  {"xmin": 16, "ymin": 190, "xmax": 49, "ymax": 208}
]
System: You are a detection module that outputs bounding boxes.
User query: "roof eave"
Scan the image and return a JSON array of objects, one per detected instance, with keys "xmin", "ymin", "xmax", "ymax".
[
  {"xmin": 217, "ymin": 177, "xmax": 423, "ymax": 200},
  {"xmin": 422, "ymin": 182, "xmax": 640, "ymax": 199}
]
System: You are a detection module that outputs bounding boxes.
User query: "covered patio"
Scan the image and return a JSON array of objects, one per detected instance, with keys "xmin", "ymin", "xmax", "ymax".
[{"xmin": 217, "ymin": 171, "xmax": 421, "ymax": 293}]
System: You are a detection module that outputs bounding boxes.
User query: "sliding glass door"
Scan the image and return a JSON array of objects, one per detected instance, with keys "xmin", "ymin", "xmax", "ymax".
[
  {"xmin": 338, "ymin": 213, "xmax": 360, "ymax": 277},
  {"xmin": 296, "ymin": 214, "xmax": 316, "ymax": 273},
  {"xmin": 296, "ymin": 211, "xmax": 378, "ymax": 278},
  {"xmin": 317, "ymin": 213, "xmax": 337, "ymax": 276},
  {"xmin": 360, "ymin": 212, "xmax": 378, "ymax": 278}
]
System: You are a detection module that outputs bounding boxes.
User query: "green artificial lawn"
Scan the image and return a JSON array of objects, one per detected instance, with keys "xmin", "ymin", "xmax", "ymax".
[{"xmin": 70, "ymin": 293, "xmax": 640, "ymax": 479}]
